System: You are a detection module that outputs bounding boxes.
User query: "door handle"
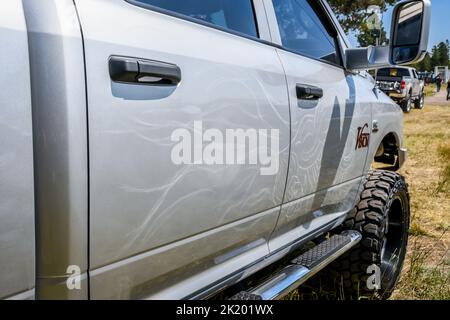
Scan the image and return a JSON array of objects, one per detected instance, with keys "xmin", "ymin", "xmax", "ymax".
[
  {"xmin": 296, "ymin": 84, "xmax": 323, "ymax": 100},
  {"xmin": 109, "ymin": 56, "xmax": 181, "ymax": 85}
]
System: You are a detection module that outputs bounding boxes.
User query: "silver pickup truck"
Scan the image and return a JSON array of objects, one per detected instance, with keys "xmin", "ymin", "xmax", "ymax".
[
  {"xmin": 376, "ymin": 67, "xmax": 425, "ymax": 112},
  {"xmin": 0, "ymin": 0, "xmax": 430, "ymax": 300}
]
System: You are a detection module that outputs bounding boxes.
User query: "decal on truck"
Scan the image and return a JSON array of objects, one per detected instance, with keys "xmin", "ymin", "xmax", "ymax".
[{"xmin": 356, "ymin": 123, "xmax": 370, "ymax": 150}]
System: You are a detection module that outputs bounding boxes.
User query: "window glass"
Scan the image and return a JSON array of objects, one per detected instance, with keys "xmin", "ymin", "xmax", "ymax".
[
  {"xmin": 132, "ymin": 0, "xmax": 258, "ymax": 37},
  {"xmin": 377, "ymin": 68, "xmax": 411, "ymax": 77},
  {"xmin": 272, "ymin": 0, "xmax": 339, "ymax": 64}
]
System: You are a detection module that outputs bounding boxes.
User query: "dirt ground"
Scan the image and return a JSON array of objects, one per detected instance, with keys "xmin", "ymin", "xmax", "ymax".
[{"xmin": 424, "ymin": 84, "xmax": 450, "ymax": 105}]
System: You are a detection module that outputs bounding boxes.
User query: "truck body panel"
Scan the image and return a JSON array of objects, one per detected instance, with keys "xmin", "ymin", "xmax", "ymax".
[
  {"xmin": 0, "ymin": 0, "xmax": 414, "ymax": 300},
  {"xmin": 0, "ymin": 0, "xmax": 35, "ymax": 300},
  {"xmin": 22, "ymin": 0, "xmax": 89, "ymax": 299},
  {"xmin": 75, "ymin": 0, "xmax": 290, "ymax": 298}
]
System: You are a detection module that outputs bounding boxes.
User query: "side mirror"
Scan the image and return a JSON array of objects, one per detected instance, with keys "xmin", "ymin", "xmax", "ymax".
[
  {"xmin": 391, "ymin": 0, "xmax": 431, "ymax": 64},
  {"xmin": 345, "ymin": 0, "xmax": 431, "ymax": 70}
]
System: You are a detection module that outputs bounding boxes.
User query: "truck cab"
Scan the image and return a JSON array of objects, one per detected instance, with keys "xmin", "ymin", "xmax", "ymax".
[{"xmin": 0, "ymin": 0, "xmax": 431, "ymax": 300}]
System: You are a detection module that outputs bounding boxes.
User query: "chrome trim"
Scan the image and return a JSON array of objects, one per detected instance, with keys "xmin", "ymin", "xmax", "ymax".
[
  {"xmin": 5, "ymin": 288, "xmax": 35, "ymax": 300},
  {"xmin": 399, "ymin": 148, "xmax": 408, "ymax": 168}
]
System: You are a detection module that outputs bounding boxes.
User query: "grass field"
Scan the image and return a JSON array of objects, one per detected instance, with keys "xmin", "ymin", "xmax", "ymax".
[
  {"xmin": 392, "ymin": 105, "xmax": 450, "ymax": 299},
  {"xmin": 287, "ymin": 104, "xmax": 450, "ymax": 300},
  {"xmin": 424, "ymin": 83, "xmax": 437, "ymax": 97}
]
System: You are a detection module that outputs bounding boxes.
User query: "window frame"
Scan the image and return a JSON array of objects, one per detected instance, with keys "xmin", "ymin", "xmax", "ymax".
[
  {"xmin": 267, "ymin": 0, "xmax": 345, "ymax": 69},
  {"xmin": 125, "ymin": 0, "xmax": 263, "ymax": 42},
  {"xmin": 124, "ymin": 0, "xmax": 346, "ymax": 70}
]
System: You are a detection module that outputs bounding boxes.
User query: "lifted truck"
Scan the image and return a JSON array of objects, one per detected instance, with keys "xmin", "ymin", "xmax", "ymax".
[
  {"xmin": 376, "ymin": 67, "xmax": 425, "ymax": 113},
  {"xmin": 0, "ymin": 0, "xmax": 430, "ymax": 300}
]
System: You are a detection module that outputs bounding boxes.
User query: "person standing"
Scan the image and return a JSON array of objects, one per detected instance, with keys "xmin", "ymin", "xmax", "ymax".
[
  {"xmin": 447, "ymin": 78, "xmax": 450, "ymax": 101},
  {"xmin": 436, "ymin": 74, "xmax": 442, "ymax": 92}
]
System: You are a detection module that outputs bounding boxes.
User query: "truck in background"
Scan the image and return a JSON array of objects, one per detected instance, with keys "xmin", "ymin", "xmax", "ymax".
[{"xmin": 376, "ymin": 67, "xmax": 425, "ymax": 113}]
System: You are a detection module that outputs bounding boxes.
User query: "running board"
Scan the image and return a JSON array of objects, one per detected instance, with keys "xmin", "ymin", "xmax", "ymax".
[{"xmin": 229, "ymin": 231, "xmax": 362, "ymax": 300}]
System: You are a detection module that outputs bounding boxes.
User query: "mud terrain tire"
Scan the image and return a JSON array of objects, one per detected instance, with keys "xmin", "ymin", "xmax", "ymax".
[{"xmin": 328, "ymin": 170, "xmax": 410, "ymax": 299}]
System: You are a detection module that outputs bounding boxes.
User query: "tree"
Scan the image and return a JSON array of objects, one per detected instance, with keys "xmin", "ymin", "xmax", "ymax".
[
  {"xmin": 430, "ymin": 41, "xmax": 450, "ymax": 69},
  {"xmin": 327, "ymin": 0, "xmax": 400, "ymax": 47},
  {"xmin": 436, "ymin": 40, "xmax": 450, "ymax": 66},
  {"xmin": 414, "ymin": 52, "xmax": 431, "ymax": 72},
  {"xmin": 357, "ymin": 21, "xmax": 388, "ymax": 47},
  {"xmin": 421, "ymin": 53, "xmax": 432, "ymax": 71},
  {"xmin": 430, "ymin": 45, "xmax": 440, "ymax": 68},
  {"xmin": 327, "ymin": 0, "xmax": 399, "ymax": 33}
]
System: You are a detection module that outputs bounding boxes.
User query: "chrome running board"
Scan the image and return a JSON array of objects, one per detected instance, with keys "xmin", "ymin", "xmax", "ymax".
[{"xmin": 229, "ymin": 231, "xmax": 362, "ymax": 300}]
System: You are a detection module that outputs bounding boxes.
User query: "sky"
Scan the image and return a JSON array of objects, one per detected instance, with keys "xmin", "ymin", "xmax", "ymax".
[{"xmin": 348, "ymin": 0, "xmax": 450, "ymax": 51}]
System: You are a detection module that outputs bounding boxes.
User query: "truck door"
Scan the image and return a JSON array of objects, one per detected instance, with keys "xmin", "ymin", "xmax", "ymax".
[
  {"xmin": 265, "ymin": 0, "xmax": 372, "ymax": 251},
  {"xmin": 0, "ymin": 0, "xmax": 35, "ymax": 300},
  {"xmin": 74, "ymin": 0, "xmax": 290, "ymax": 299}
]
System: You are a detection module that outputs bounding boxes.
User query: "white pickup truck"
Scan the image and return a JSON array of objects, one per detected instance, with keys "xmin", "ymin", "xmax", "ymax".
[
  {"xmin": 0, "ymin": 0, "xmax": 430, "ymax": 300},
  {"xmin": 376, "ymin": 67, "xmax": 425, "ymax": 112}
]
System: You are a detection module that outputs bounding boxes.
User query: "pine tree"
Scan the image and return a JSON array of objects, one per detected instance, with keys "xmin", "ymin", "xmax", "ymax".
[
  {"xmin": 414, "ymin": 52, "xmax": 431, "ymax": 72},
  {"xmin": 429, "ymin": 41, "xmax": 450, "ymax": 69},
  {"xmin": 431, "ymin": 45, "xmax": 441, "ymax": 68},
  {"xmin": 436, "ymin": 40, "xmax": 450, "ymax": 66}
]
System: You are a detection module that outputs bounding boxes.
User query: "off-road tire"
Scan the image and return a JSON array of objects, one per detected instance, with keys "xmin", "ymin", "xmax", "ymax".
[
  {"xmin": 402, "ymin": 94, "xmax": 412, "ymax": 113},
  {"xmin": 414, "ymin": 91, "xmax": 424, "ymax": 109},
  {"xmin": 327, "ymin": 170, "xmax": 410, "ymax": 299}
]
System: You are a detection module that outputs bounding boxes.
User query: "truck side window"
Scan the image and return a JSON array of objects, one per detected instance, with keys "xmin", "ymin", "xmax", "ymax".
[
  {"xmin": 272, "ymin": 0, "xmax": 339, "ymax": 65},
  {"xmin": 130, "ymin": 0, "xmax": 258, "ymax": 38}
]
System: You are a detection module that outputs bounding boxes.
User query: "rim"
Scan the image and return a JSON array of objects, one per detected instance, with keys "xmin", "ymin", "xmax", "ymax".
[
  {"xmin": 419, "ymin": 95, "xmax": 424, "ymax": 108},
  {"xmin": 380, "ymin": 193, "xmax": 408, "ymax": 291},
  {"xmin": 405, "ymin": 97, "xmax": 411, "ymax": 112}
]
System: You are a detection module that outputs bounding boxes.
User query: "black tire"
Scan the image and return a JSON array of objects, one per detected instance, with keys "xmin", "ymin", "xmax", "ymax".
[
  {"xmin": 414, "ymin": 91, "xmax": 424, "ymax": 109},
  {"xmin": 327, "ymin": 170, "xmax": 410, "ymax": 299},
  {"xmin": 401, "ymin": 94, "xmax": 412, "ymax": 113}
]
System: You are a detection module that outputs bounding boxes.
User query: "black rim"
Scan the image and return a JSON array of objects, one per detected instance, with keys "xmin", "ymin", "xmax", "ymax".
[{"xmin": 380, "ymin": 192, "xmax": 408, "ymax": 291}]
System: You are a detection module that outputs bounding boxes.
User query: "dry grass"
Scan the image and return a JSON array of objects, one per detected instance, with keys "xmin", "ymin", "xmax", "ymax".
[
  {"xmin": 391, "ymin": 105, "xmax": 450, "ymax": 299},
  {"xmin": 424, "ymin": 83, "xmax": 437, "ymax": 97}
]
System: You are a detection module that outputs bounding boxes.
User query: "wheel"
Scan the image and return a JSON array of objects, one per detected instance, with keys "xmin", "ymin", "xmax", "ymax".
[
  {"xmin": 401, "ymin": 94, "xmax": 412, "ymax": 113},
  {"xmin": 414, "ymin": 92, "xmax": 424, "ymax": 109},
  {"xmin": 326, "ymin": 170, "xmax": 410, "ymax": 299}
]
